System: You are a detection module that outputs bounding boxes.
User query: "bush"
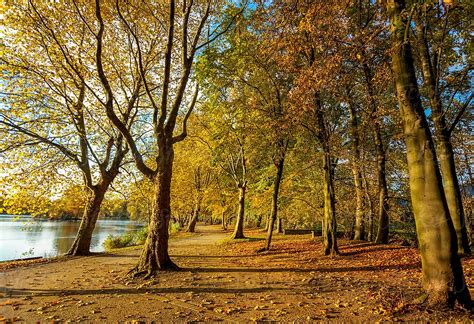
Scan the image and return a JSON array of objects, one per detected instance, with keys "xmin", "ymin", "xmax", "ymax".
[
  {"xmin": 103, "ymin": 223, "xmax": 181, "ymax": 251},
  {"xmin": 103, "ymin": 233, "xmax": 135, "ymax": 250},
  {"xmin": 169, "ymin": 221, "xmax": 181, "ymax": 234},
  {"xmin": 134, "ymin": 227, "xmax": 148, "ymax": 245}
]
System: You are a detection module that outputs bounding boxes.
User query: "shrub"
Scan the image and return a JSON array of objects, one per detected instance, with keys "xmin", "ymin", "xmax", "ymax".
[
  {"xmin": 134, "ymin": 227, "xmax": 148, "ymax": 245},
  {"xmin": 103, "ymin": 222, "xmax": 180, "ymax": 251},
  {"xmin": 169, "ymin": 221, "xmax": 181, "ymax": 234},
  {"xmin": 103, "ymin": 233, "xmax": 135, "ymax": 250}
]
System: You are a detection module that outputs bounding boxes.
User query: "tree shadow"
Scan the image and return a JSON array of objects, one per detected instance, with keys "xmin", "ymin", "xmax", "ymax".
[
  {"xmin": 2, "ymin": 286, "xmax": 290, "ymax": 298},
  {"xmin": 172, "ymin": 255, "xmax": 248, "ymax": 259},
  {"xmin": 182, "ymin": 262, "xmax": 419, "ymax": 273},
  {"xmin": 339, "ymin": 245, "xmax": 409, "ymax": 256}
]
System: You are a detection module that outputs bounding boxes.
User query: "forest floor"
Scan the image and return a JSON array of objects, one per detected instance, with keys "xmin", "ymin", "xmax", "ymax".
[{"xmin": 1, "ymin": 224, "xmax": 473, "ymax": 322}]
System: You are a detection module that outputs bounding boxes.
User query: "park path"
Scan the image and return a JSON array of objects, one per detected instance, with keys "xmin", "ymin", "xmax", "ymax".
[{"xmin": 1, "ymin": 225, "xmax": 473, "ymax": 322}]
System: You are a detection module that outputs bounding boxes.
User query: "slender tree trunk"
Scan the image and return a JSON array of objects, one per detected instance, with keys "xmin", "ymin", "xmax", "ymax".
[
  {"xmin": 322, "ymin": 152, "xmax": 338, "ymax": 256},
  {"xmin": 348, "ymin": 99, "xmax": 365, "ymax": 240},
  {"xmin": 221, "ymin": 210, "xmax": 227, "ymax": 230},
  {"xmin": 277, "ymin": 217, "xmax": 283, "ymax": 233},
  {"xmin": 415, "ymin": 19, "xmax": 470, "ymax": 255},
  {"xmin": 186, "ymin": 197, "xmax": 201, "ymax": 233},
  {"xmin": 133, "ymin": 145, "xmax": 178, "ymax": 276},
  {"xmin": 362, "ymin": 173, "xmax": 375, "ymax": 242},
  {"xmin": 67, "ymin": 186, "xmax": 107, "ymax": 256},
  {"xmin": 374, "ymin": 149, "xmax": 389, "ymax": 244},
  {"xmin": 264, "ymin": 158, "xmax": 285, "ymax": 250},
  {"xmin": 256, "ymin": 215, "xmax": 262, "ymax": 228},
  {"xmin": 264, "ymin": 212, "xmax": 271, "ymax": 231},
  {"xmin": 361, "ymin": 60, "xmax": 389, "ymax": 244},
  {"xmin": 387, "ymin": 0, "xmax": 471, "ymax": 308},
  {"xmin": 231, "ymin": 185, "xmax": 246, "ymax": 239}
]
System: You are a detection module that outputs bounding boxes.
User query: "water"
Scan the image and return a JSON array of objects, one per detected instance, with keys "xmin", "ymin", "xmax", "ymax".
[{"xmin": 0, "ymin": 215, "xmax": 144, "ymax": 262}]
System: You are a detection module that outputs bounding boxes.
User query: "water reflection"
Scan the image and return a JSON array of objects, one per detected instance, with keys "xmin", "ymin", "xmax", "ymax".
[{"xmin": 0, "ymin": 215, "xmax": 144, "ymax": 261}]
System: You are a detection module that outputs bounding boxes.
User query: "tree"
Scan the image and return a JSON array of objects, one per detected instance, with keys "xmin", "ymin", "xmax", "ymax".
[
  {"xmin": 91, "ymin": 0, "xmax": 242, "ymax": 275},
  {"xmin": 1, "ymin": 1, "xmax": 132, "ymax": 255},
  {"xmin": 386, "ymin": 0, "xmax": 471, "ymax": 308},
  {"xmin": 413, "ymin": 2, "xmax": 472, "ymax": 255}
]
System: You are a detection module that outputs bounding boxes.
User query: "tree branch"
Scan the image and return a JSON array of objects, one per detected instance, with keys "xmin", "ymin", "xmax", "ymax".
[
  {"xmin": 448, "ymin": 93, "xmax": 473, "ymax": 135},
  {"xmin": 173, "ymin": 84, "xmax": 199, "ymax": 143}
]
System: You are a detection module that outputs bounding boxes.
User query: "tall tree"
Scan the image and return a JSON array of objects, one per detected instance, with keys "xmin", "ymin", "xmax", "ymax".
[
  {"xmin": 92, "ymin": 0, "xmax": 240, "ymax": 275},
  {"xmin": 413, "ymin": 3, "xmax": 471, "ymax": 255},
  {"xmin": 386, "ymin": 0, "xmax": 471, "ymax": 308},
  {"xmin": 0, "ymin": 1, "xmax": 133, "ymax": 255}
]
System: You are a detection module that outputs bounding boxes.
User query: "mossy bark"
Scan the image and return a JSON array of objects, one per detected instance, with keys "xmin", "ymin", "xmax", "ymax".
[
  {"xmin": 387, "ymin": 0, "xmax": 471, "ymax": 308},
  {"xmin": 415, "ymin": 17, "xmax": 470, "ymax": 255}
]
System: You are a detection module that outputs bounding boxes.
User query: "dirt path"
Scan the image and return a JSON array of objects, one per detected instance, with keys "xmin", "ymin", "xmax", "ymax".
[{"xmin": 1, "ymin": 225, "xmax": 473, "ymax": 322}]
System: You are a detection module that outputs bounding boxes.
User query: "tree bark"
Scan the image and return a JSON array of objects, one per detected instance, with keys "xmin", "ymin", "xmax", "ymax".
[
  {"xmin": 186, "ymin": 198, "xmax": 201, "ymax": 233},
  {"xmin": 348, "ymin": 98, "xmax": 365, "ymax": 240},
  {"xmin": 387, "ymin": 0, "xmax": 471, "ymax": 308},
  {"xmin": 277, "ymin": 217, "xmax": 283, "ymax": 233},
  {"xmin": 133, "ymin": 145, "xmax": 178, "ymax": 276},
  {"xmin": 374, "ymin": 149, "xmax": 389, "ymax": 244},
  {"xmin": 322, "ymin": 152, "xmax": 338, "ymax": 256},
  {"xmin": 362, "ymin": 172, "xmax": 375, "ymax": 242},
  {"xmin": 415, "ymin": 17, "xmax": 470, "ymax": 255},
  {"xmin": 221, "ymin": 210, "xmax": 227, "ymax": 230},
  {"xmin": 264, "ymin": 158, "xmax": 285, "ymax": 250},
  {"xmin": 361, "ymin": 59, "xmax": 389, "ymax": 244},
  {"xmin": 231, "ymin": 185, "xmax": 246, "ymax": 239},
  {"xmin": 67, "ymin": 186, "xmax": 107, "ymax": 255}
]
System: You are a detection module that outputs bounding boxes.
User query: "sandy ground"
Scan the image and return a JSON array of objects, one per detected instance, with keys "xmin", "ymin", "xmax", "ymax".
[{"xmin": 1, "ymin": 225, "xmax": 473, "ymax": 322}]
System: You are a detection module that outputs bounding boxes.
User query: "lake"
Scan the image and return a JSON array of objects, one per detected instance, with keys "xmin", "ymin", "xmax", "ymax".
[{"xmin": 0, "ymin": 215, "xmax": 144, "ymax": 262}]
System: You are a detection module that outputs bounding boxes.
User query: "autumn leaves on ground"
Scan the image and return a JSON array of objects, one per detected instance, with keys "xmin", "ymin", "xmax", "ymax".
[{"xmin": 1, "ymin": 225, "xmax": 473, "ymax": 322}]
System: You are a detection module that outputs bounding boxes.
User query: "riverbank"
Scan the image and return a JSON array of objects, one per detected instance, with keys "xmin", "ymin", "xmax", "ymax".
[
  {"xmin": 0, "ymin": 216, "xmax": 143, "ymax": 262},
  {"xmin": 1, "ymin": 225, "xmax": 473, "ymax": 322}
]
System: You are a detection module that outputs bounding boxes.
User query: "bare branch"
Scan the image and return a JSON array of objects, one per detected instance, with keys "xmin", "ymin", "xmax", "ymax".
[{"xmin": 173, "ymin": 84, "xmax": 199, "ymax": 143}]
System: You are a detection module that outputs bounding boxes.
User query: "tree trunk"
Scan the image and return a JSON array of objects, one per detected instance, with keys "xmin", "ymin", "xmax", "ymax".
[
  {"xmin": 256, "ymin": 215, "xmax": 262, "ymax": 228},
  {"xmin": 221, "ymin": 210, "xmax": 227, "ymax": 230},
  {"xmin": 387, "ymin": 0, "xmax": 471, "ymax": 308},
  {"xmin": 264, "ymin": 158, "xmax": 285, "ymax": 250},
  {"xmin": 231, "ymin": 185, "xmax": 246, "ymax": 239},
  {"xmin": 374, "ymin": 149, "xmax": 389, "ymax": 244},
  {"xmin": 186, "ymin": 198, "xmax": 201, "ymax": 233},
  {"xmin": 362, "ymin": 173, "xmax": 375, "ymax": 242},
  {"xmin": 133, "ymin": 146, "xmax": 178, "ymax": 276},
  {"xmin": 415, "ymin": 19, "xmax": 470, "ymax": 255},
  {"xmin": 67, "ymin": 186, "xmax": 107, "ymax": 256},
  {"xmin": 322, "ymin": 152, "xmax": 338, "ymax": 256},
  {"xmin": 264, "ymin": 212, "xmax": 271, "ymax": 231},
  {"xmin": 361, "ymin": 58, "xmax": 389, "ymax": 244},
  {"xmin": 348, "ymin": 99, "xmax": 365, "ymax": 240},
  {"xmin": 277, "ymin": 217, "xmax": 283, "ymax": 233}
]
